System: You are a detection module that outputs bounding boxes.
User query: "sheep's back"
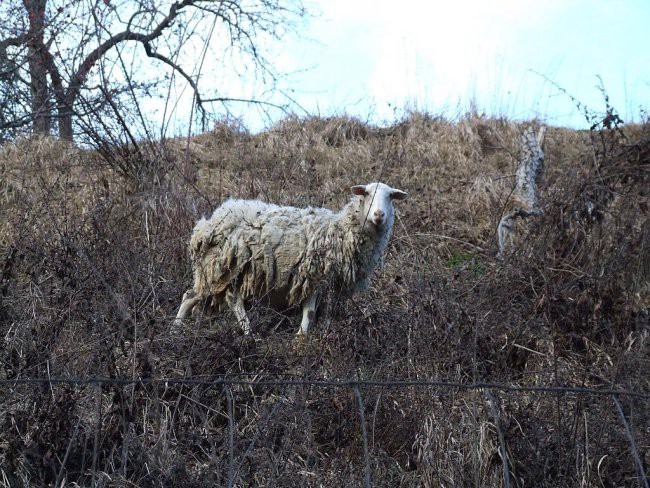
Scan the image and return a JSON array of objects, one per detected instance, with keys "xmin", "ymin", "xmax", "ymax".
[{"xmin": 189, "ymin": 199, "xmax": 335, "ymax": 305}]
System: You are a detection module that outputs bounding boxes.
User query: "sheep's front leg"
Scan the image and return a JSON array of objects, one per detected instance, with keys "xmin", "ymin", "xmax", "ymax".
[
  {"xmin": 227, "ymin": 291, "xmax": 251, "ymax": 334},
  {"xmin": 174, "ymin": 290, "xmax": 201, "ymax": 329},
  {"xmin": 297, "ymin": 294, "xmax": 317, "ymax": 336}
]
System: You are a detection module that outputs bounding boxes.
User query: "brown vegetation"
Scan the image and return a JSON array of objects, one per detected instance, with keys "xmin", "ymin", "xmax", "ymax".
[{"xmin": 0, "ymin": 113, "xmax": 648, "ymax": 486}]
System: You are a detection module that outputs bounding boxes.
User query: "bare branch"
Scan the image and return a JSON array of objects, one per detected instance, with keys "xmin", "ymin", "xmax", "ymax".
[
  {"xmin": 0, "ymin": 34, "xmax": 28, "ymax": 53},
  {"xmin": 141, "ymin": 40, "xmax": 206, "ymax": 118},
  {"xmin": 203, "ymin": 96, "xmax": 289, "ymax": 112},
  {"xmin": 64, "ymin": 0, "xmax": 202, "ymax": 108}
]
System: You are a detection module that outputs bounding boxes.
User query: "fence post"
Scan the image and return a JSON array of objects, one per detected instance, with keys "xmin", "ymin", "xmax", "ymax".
[
  {"xmin": 486, "ymin": 390, "xmax": 511, "ymax": 488},
  {"xmin": 225, "ymin": 385, "xmax": 236, "ymax": 488},
  {"xmin": 353, "ymin": 385, "xmax": 372, "ymax": 488}
]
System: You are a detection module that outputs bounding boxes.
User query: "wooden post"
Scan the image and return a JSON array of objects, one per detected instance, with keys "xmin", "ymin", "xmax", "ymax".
[{"xmin": 497, "ymin": 126, "xmax": 546, "ymax": 258}]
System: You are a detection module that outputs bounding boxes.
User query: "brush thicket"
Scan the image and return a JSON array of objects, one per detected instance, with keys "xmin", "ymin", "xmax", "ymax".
[{"xmin": 1, "ymin": 113, "xmax": 647, "ymax": 487}]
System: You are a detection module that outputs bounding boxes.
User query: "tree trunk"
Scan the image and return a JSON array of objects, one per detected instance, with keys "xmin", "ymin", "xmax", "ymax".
[
  {"xmin": 58, "ymin": 109, "xmax": 74, "ymax": 141},
  {"xmin": 24, "ymin": 0, "xmax": 50, "ymax": 136},
  {"xmin": 497, "ymin": 126, "xmax": 546, "ymax": 258}
]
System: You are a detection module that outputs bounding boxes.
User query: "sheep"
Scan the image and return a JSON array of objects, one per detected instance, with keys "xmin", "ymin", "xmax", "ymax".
[{"xmin": 174, "ymin": 182, "xmax": 407, "ymax": 335}]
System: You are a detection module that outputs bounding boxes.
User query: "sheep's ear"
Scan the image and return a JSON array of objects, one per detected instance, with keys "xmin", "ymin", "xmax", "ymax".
[
  {"xmin": 351, "ymin": 185, "xmax": 367, "ymax": 196},
  {"xmin": 390, "ymin": 189, "xmax": 408, "ymax": 200}
]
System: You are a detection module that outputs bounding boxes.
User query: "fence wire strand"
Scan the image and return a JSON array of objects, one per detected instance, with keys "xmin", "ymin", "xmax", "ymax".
[
  {"xmin": 1, "ymin": 376, "xmax": 647, "ymax": 399},
  {"xmin": 354, "ymin": 386, "xmax": 372, "ymax": 488}
]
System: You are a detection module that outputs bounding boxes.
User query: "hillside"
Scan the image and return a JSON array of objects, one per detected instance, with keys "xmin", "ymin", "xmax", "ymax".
[{"xmin": 1, "ymin": 113, "xmax": 648, "ymax": 487}]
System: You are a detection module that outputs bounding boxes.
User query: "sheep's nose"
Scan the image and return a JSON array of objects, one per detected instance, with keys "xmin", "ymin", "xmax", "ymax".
[{"xmin": 373, "ymin": 209, "xmax": 385, "ymax": 222}]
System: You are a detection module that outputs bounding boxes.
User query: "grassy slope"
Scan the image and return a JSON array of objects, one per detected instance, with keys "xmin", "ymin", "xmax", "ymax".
[{"xmin": 0, "ymin": 114, "xmax": 648, "ymax": 487}]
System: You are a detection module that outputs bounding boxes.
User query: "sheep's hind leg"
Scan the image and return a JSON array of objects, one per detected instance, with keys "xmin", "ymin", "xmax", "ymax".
[
  {"xmin": 174, "ymin": 290, "xmax": 201, "ymax": 330},
  {"xmin": 297, "ymin": 294, "xmax": 317, "ymax": 336},
  {"xmin": 227, "ymin": 292, "xmax": 251, "ymax": 334}
]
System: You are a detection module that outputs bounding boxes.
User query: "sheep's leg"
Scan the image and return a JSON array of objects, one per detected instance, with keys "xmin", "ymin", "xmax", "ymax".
[
  {"xmin": 227, "ymin": 292, "xmax": 251, "ymax": 334},
  {"xmin": 297, "ymin": 294, "xmax": 317, "ymax": 336},
  {"xmin": 234, "ymin": 297, "xmax": 251, "ymax": 335},
  {"xmin": 174, "ymin": 290, "xmax": 201, "ymax": 328}
]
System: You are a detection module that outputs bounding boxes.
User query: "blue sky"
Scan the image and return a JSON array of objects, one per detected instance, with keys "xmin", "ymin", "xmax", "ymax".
[{"xmin": 263, "ymin": 0, "xmax": 650, "ymax": 130}]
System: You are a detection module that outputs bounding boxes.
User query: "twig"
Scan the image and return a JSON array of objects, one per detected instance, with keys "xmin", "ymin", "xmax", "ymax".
[
  {"xmin": 54, "ymin": 416, "xmax": 82, "ymax": 487},
  {"xmin": 91, "ymin": 382, "xmax": 102, "ymax": 486},
  {"xmin": 612, "ymin": 396, "xmax": 649, "ymax": 488}
]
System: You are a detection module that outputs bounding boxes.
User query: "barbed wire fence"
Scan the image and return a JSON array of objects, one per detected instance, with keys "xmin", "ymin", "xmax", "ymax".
[{"xmin": 2, "ymin": 376, "xmax": 648, "ymax": 487}]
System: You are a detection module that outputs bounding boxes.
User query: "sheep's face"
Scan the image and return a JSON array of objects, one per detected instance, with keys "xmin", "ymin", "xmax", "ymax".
[{"xmin": 351, "ymin": 182, "xmax": 408, "ymax": 232}]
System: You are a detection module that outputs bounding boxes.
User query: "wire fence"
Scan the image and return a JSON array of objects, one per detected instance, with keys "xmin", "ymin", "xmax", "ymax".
[
  {"xmin": 2, "ymin": 376, "xmax": 649, "ymax": 398},
  {"xmin": 2, "ymin": 376, "xmax": 648, "ymax": 488}
]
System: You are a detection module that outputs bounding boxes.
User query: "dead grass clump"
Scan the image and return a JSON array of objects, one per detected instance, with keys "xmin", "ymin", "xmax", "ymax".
[
  {"xmin": 270, "ymin": 114, "xmax": 370, "ymax": 147},
  {"xmin": 0, "ymin": 136, "xmax": 106, "ymax": 209},
  {"xmin": 414, "ymin": 400, "xmax": 502, "ymax": 487}
]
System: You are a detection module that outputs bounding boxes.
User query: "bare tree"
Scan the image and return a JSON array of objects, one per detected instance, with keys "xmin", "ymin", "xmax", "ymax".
[{"xmin": 0, "ymin": 0, "xmax": 306, "ymax": 142}]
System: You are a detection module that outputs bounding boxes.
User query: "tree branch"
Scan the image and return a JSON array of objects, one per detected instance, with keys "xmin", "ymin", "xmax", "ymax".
[
  {"xmin": 203, "ymin": 96, "xmax": 289, "ymax": 113},
  {"xmin": 0, "ymin": 34, "xmax": 29, "ymax": 53},
  {"xmin": 0, "ymin": 35, "xmax": 29, "ymax": 80},
  {"xmin": 64, "ymin": 0, "xmax": 205, "ymax": 108},
  {"xmin": 141, "ymin": 41, "xmax": 206, "ymax": 117}
]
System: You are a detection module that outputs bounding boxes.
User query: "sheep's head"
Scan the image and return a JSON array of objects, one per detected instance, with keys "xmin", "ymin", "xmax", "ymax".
[{"xmin": 351, "ymin": 182, "xmax": 408, "ymax": 232}]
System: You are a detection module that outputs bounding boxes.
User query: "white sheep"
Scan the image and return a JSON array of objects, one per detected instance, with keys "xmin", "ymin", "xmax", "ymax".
[{"xmin": 174, "ymin": 182, "xmax": 407, "ymax": 335}]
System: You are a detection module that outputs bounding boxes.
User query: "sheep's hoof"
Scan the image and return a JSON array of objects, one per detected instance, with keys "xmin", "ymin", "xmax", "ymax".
[
  {"xmin": 292, "ymin": 332, "xmax": 309, "ymax": 352},
  {"xmin": 171, "ymin": 319, "xmax": 184, "ymax": 335}
]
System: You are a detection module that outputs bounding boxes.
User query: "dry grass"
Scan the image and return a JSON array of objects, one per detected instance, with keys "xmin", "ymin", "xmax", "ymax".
[{"xmin": 0, "ymin": 113, "xmax": 648, "ymax": 487}]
